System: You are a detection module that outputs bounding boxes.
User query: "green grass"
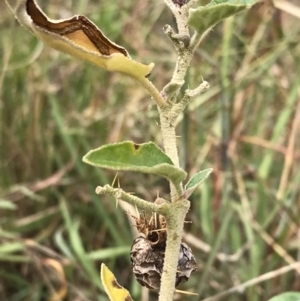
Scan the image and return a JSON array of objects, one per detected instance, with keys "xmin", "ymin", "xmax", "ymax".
[{"xmin": 1, "ymin": 1, "xmax": 300, "ymax": 301}]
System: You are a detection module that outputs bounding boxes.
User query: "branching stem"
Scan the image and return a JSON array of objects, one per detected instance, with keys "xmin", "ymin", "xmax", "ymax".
[
  {"xmin": 95, "ymin": 185, "xmax": 170, "ymax": 215},
  {"xmin": 138, "ymin": 76, "xmax": 167, "ymax": 108},
  {"xmin": 153, "ymin": 3, "xmax": 211, "ymax": 301},
  {"xmin": 98, "ymin": 3, "xmax": 211, "ymax": 301}
]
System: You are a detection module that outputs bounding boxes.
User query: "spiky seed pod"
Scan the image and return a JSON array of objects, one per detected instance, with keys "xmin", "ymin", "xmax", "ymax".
[
  {"xmin": 131, "ymin": 211, "xmax": 167, "ymax": 245},
  {"xmin": 130, "ymin": 236, "xmax": 197, "ymax": 290},
  {"xmin": 130, "ymin": 208, "xmax": 197, "ymax": 290}
]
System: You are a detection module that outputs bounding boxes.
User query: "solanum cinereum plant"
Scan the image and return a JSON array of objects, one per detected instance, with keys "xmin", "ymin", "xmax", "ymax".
[{"xmin": 5, "ymin": 0, "xmax": 257, "ymax": 300}]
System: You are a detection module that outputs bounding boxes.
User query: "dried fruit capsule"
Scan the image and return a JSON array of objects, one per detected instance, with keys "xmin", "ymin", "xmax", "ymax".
[{"xmin": 130, "ymin": 236, "xmax": 197, "ymax": 290}]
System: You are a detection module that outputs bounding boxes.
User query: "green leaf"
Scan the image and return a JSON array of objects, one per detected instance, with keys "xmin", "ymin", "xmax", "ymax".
[
  {"xmin": 188, "ymin": 0, "xmax": 257, "ymax": 35},
  {"xmin": 83, "ymin": 141, "xmax": 187, "ymax": 184},
  {"xmin": 184, "ymin": 168, "xmax": 213, "ymax": 198},
  {"xmin": 268, "ymin": 292, "xmax": 300, "ymax": 301}
]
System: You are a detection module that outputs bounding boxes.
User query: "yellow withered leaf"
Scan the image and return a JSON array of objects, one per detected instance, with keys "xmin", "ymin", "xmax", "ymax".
[
  {"xmin": 101, "ymin": 263, "xmax": 134, "ymax": 301},
  {"xmin": 5, "ymin": 0, "xmax": 154, "ymax": 79}
]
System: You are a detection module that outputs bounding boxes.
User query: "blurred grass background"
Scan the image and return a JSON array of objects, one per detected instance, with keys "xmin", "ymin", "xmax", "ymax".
[{"xmin": 0, "ymin": 0, "xmax": 300, "ymax": 300}]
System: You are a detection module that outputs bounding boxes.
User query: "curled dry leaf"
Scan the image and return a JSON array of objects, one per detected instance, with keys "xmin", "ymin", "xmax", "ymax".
[
  {"xmin": 41, "ymin": 259, "xmax": 67, "ymax": 301},
  {"xmin": 5, "ymin": 0, "xmax": 154, "ymax": 79}
]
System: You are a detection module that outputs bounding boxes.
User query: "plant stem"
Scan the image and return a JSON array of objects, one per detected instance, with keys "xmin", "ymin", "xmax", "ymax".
[
  {"xmin": 158, "ymin": 200, "xmax": 190, "ymax": 301},
  {"xmin": 136, "ymin": 4, "xmax": 212, "ymax": 301},
  {"xmin": 138, "ymin": 76, "xmax": 167, "ymax": 108},
  {"xmin": 136, "ymin": 77, "xmax": 184, "ymax": 200},
  {"xmin": 162, "ymin": 28, "xmax": 210, "ymax": 102},
  {"xmin": 159, "ymin": 105, "xmax": 183, "ymax": 201},
  {"xmin": 154, "ymin": 5, "xmax": 204, "ymax": 301},
  {"xmin": 95, "ymin": 185, "xmax": 170, "ymax": 215}
]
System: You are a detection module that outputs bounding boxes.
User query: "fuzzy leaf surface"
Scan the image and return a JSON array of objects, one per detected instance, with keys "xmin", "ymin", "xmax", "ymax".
[
  {"xmin": 184, "ymin": 168, "xmax": 213, "ymax": 198},
  {"xmin": 188, "ymin": 0, "xmax": 257, "ymax": 35},
  {"xmin": 268, "ymin": 292, "xmax": 300, "ymax": 301},
  {"xmin": 83, "ymin": 141, "xmax": 187, "ymax": 184}
]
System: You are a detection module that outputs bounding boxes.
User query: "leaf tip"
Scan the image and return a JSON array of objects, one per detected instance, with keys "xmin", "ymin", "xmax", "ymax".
[{"xmin": 101, "ymin": 263, "xmax": 134, "ymax": 301}]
